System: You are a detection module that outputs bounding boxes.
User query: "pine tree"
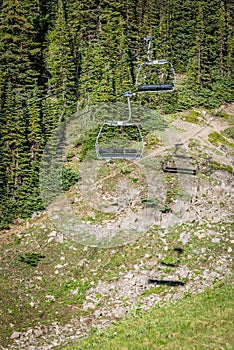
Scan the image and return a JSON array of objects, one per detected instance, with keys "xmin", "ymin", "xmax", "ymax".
[
  {"xmin": 0, "ymin": 0, "xmax": 234, "ymax": 227},
  {"xmin": 0, "ymin": 0, "xmax": 40, "ymax": 92},
  {"xmin": 0, "ymin": 0, "xmax": 41, "ymax": 225},
  {"xmin": 45, "ymin": 0, "xmax": 76, "ymax": 123}
]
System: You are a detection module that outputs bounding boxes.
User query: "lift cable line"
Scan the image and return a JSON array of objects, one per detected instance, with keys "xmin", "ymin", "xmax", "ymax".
[
  {"xmin": 0, "ymin": 6, "xmax": 224, "ymax": 119},
  {"xmin": 0, "ymin": 11, "xmax": 207, "ymax": 118},
  {"xmin": 0, "ymin": 48, "xmax": 147, "ymax": 118}
]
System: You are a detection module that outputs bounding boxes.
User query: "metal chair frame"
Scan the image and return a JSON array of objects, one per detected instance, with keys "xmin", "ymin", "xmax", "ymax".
[
  {"xmin": 136, "ymin": 37, "xmax": 176, "ymax": 93},
  {"xmin": 95, "ymin": 92, "xmax": 144, "ymax": 160}
]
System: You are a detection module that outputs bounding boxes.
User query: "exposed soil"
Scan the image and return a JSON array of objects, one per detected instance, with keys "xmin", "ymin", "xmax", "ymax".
[{"xmin": 1, "ymin": 106, "xmax": 233, "ymax": 350}]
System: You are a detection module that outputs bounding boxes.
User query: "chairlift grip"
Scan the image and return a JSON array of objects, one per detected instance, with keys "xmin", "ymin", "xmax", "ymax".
[
  {"xmin": 145, "ymin": 36, "xmax": 155, "ymax": 43},
  {"xmin": 145, "ymin": 37, "xmax": 155, "ymax": 61},
  {"xmin": 122, "ymin": 91, "xmax": 133, "ymax": 98}
]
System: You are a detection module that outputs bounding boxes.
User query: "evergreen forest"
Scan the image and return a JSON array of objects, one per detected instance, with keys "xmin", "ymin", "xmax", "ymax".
[{"xmin": 0, "ymin": 0, "xmax": 233, "ymax": 228}]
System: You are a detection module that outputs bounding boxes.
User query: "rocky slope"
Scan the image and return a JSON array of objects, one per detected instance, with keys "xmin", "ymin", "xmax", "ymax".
[{"xmin": 1, "ymin": 106, "xmax": 233, "ymax": 350}]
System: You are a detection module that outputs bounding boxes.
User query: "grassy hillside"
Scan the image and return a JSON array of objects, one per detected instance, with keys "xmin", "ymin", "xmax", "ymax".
[
  {"xmin": 61, "ymin": 280, "xmax": 234, "ymax": 350},
  {"xmin": 0, "ymin": 107, "xmax": 233, "ymax": 349}
]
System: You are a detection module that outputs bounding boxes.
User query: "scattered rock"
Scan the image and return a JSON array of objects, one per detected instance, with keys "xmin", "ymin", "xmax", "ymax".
[
  {"xmin": 55, "ymin": 264, "xmax": 67, "ymax": 269},
  {"xmin": 179, "ymin": 233, "xmax": 191, "ymax": 244},
  {"xmin": 55, "ymin": 234, "xmax": 64, "ymax": 243},
  {"xmin": 93, "ymin": 309, "xmax": 102, "ymax": 318},
  {"xmin": 4, "ymin": 115, "xmax": 234, "ymax": 350},
  {"xmin": 211, "ymin": 237, "xmax": 220, "ymax": 243},
  {"xmin": 10, "ymin": 331, "xmax": 21, "ymax": 339},
  {"xmin": 48, "ymin": 231, "xmax": 57, "ymax": 237},
  {"xmin": 111, "ymin": 306, "xmax": 127, "ymax": 319},
  {"xmin": 83, "ymin": 302, "xmax": 96, "ymax": 311},
  {"xmin": 78, "ymin": 259, "xmax": 88, "ymax": 267},
  {"xmin": 31, "ymin": 212, "xmax": 39, "ymax": 220},
  {"xmin": 123, "ymin": 272, "xmax": 134, "ymax": 279},
  {"xmin": 176, "ymin": 266, "xmax": 191, "ymax": 279},
  {"xmin": 34, "ymin": 329, "xmax": 43, "ymax": 337},
  {"xmin": 45, "ymin": 295, "xmax": 55, "ymax": 302}
]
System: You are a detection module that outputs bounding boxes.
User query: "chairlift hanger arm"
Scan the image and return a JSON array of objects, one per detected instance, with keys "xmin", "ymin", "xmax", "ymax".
[
  {"xmin": 121, "ymin": 91, "xmax": 132, "ymax": 122},
  {"xmin": 145, "ymin": 36, "xmax": 155, "ymax": 61}
]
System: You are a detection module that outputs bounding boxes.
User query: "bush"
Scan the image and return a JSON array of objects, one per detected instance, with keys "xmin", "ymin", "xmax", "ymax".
[
  {"xmin": 62, "ymin": 167, "xmax": 81, "ymax": 191},
  {"xmin": 222, "ymin": 126, "xmax": 234, "ymax": 140},
  {"xmin": 18, "ymin": 252, "xmax": 45, "ymax": 267}
]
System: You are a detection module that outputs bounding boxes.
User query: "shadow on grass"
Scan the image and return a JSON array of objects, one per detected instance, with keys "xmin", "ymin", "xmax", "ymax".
[{"xmin": 148, "ymin": 279, "xmax": 185, "ymax": 286}]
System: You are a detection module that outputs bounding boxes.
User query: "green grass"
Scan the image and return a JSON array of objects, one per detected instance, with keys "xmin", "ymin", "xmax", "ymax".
[
  {"xmin": 181, "ymin": 110, "xmax": 202, "ymax": 124},
  {"xmin": 208, "ymin": 131, "xmax": 234, "ymax": 149},
  {"xmin": 61, "ymin": 281, "xmax": 234, "ymax": 350},
  {"xmin": 222, "ymin": 126, "xmax": 234, "ymax": 140},
  {"xmin": 209, "ymin": 161, "xmax": 233, "ymax": 174},
  {"xmin": 0, "ymin": 220, "xmax": 233, "ymax": 348},
  {"xmin": 0, "ymin": 111, "xmax": 233, "ymax": 349}
]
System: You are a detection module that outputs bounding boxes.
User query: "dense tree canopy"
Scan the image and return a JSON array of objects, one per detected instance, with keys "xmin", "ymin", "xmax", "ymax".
[{"xmin": 0, "ymin": 0, "xmax": 233, "ymax": 228}]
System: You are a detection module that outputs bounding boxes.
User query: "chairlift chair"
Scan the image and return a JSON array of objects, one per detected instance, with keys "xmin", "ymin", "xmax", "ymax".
[
  {"xmin": 95, "ymin": 92, "xmax": 144, "ymax": 160},
  {"xmin": 136, "ymin": 36, "xmax": 176, "ymax": 93}
]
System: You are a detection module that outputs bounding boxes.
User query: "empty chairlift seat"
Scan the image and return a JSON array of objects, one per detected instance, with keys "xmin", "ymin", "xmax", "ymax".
[
  {"xmin": 136, "ymin": 59, "xmax": 176, "ymax": 93},
  {"xmin": 95, "ymin": 92, "xmax": 144, "ymax": 160},
  {"xmin": 95, "ymin": 121, "xmax": 144, "ymax": 160},
  {"xmin": 97, "ymin": 147, "xmax": 142, "ymax": 159}
]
